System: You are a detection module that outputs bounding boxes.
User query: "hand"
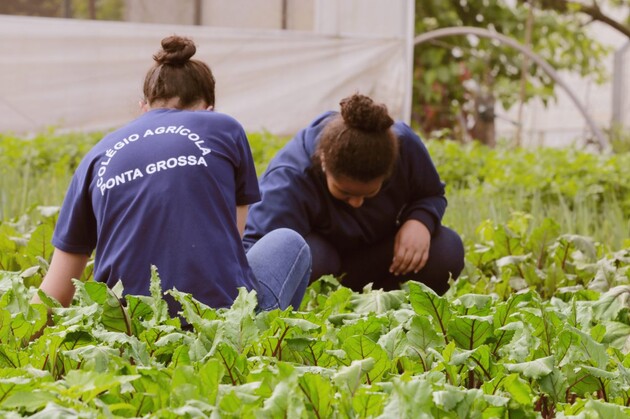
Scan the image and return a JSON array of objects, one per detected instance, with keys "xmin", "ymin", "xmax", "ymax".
[{"xmin": 389, "ymin": 219, "xmax": 430, "ymax": 276}]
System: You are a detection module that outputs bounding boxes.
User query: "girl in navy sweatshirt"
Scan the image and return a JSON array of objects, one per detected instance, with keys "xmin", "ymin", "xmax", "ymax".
[{"xmin": 244, "ymin": 93, "xmax": 464, "ymax": 294}]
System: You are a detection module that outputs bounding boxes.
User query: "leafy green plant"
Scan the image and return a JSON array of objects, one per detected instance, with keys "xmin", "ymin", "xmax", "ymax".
[
  {"xmin": 0, "ymin": 207, "xmax": 629, "ymax": 416},
  {"xmin": 430, "ymin": 140, "xmax": 630, "ymax": 250},
  {"xmin": 2, "ymin": 128, "xmax": 630, "ymax": 416},
  {"xmin": 247, "ymin": 131, "xmax": 290, "ymax": 176},
  {"xmin": 0, "ymin": 257, "xmax": 629, "ymax": 416}
]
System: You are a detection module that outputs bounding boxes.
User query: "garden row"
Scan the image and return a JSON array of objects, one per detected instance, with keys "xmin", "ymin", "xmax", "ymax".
[{"xmin": 0, "ymin": 131, "xmax": 629, "ymax": 416}]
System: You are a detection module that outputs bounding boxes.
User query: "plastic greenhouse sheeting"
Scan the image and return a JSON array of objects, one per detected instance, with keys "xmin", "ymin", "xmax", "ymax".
[{"xmin": 0, "ymin": 11, "xmax": 412, "ymax": 136}]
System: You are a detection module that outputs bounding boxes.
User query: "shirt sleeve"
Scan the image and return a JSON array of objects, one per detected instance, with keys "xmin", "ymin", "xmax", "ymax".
[
  {"xmin": 233, "ymin": 125, "xmax": 261, "ymax": 206},
  {"xmin": 51, "ymin": 160, "xmax": 98, "ymax": 255},
  {"xmin": 395, "ymin": 123, "xmax": 447, "ymax": 235},
  {"xmin": 243, "ymin": 165, "xmax": 316, "ymax": 249}
]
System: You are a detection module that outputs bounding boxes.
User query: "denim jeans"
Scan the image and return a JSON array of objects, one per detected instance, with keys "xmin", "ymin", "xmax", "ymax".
[{"xmin": 246, "ymin": 228, "xmax": 311, "ymax": 311}]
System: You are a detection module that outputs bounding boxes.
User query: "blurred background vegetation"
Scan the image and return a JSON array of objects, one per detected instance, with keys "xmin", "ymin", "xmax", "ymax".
[{"xmin": 2, "ymin": 131, "xmax": 628, "ymax": 251}]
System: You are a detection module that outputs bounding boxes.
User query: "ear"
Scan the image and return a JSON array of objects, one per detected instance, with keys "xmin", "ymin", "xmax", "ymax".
[
  {"xmin": 139, "ymin": 99, "xmax": 150, "ymax": 113},
  {"xmin": 206, "ymin": 104, "xmax": 214, "ymax": 111}
]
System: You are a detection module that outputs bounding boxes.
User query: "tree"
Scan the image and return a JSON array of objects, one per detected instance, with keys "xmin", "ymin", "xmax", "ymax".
[
  {"xmin": 412, "ymin": 0, "xmax": 627, "ymax": 146},
  {"xmin": 535, "ymin": 0, "xmax": 630, "ymax": 39}
]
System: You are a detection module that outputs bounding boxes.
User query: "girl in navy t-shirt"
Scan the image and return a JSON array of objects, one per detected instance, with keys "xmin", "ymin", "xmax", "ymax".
[{"xmin": 35, "ymin": 35, "xmax": 310, "ymax": 317}]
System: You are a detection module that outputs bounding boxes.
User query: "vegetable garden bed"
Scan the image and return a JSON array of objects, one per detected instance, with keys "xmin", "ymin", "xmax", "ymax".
[{"xmin": 1, "ymin": 132, "xmax": 629, "ymax": 417}]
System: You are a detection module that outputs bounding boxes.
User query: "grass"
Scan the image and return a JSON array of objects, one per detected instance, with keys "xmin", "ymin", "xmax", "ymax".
[{"xmin": 444, "ymin": 188, "xmax": 630, "ymax": 252}]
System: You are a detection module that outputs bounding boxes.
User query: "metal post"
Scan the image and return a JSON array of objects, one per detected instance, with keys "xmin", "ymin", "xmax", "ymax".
[
  {"xmin": 63, "ymin": 0, "xmax": 72, "ymax": 18},
  {"xmin": 281, "ymin": 0, "xmax": 288, "ymax": 30},
  {"xmin": 194, "ymin": 0, "xmax": 202, "ymax": 25},
  {"xmin": 612, "ymin": 41, "xmax": 630, "ymax": 126}
]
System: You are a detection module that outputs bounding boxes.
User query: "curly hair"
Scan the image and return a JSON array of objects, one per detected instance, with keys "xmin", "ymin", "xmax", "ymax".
[
  {"xmin": 143, "ymin": 35, "xmax": 216, "ymax": 109},
  {"xmin": 314, "ymin": 93, "xmax": 398, "ymax": 182}
]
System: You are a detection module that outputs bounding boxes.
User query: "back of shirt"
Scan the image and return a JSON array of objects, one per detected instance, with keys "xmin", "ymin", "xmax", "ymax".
[{"xmin": 53, "ymin": 109, "xmax": 261, "ymax": 312}]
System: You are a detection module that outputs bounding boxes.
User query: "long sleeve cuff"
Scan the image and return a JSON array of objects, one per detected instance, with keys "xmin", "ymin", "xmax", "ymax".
[{"xmin": 403, "ymin": 209, "xmax": 439, "ymax": 235}]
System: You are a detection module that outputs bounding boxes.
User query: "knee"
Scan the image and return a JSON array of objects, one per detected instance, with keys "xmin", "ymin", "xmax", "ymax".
[
  {"xmin": 268, "ymin": 227, "xmax": 305, "ymax": 246},
  {"xmin": 269, "ymin": 229, "xmax": 311, "ymax": 261},
  {"xmin": 432, "ymin": 226, "xmax": 465, "ymax": 279},
  {"xmin": 248, "ymin": 228, "xmax": 311, "ymax": 267}
]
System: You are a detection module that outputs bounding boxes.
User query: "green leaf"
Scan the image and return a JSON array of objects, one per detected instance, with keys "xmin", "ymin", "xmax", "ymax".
[
  {"xmin": 213, "ymin": 343, "xmax": 248, "ymax": 386},
  {"xmin": 409, "ymin": 281, "xmax": 452, "ymax": 342},
  {"xmin": 24, "ymin": 221, "xmax": 54, "ymax": 265},
  {"xmin": 168, "ymin": 289, "xmax": 218, "ymax": 327},
  {"xmin": 504, "ymin": 355, "xmax": 555, "ymax": 379},
  {"xmin": 351, "ymin": 387, "xmax": 387, "ymax": 418},
  {"xmin": 205, "ymin": 289, "xmax": 258, "ymax": 357},
  {"xmin": 519, "ymin": 304, "xmax": 563, "ymax": 357},
  {"xmin": 0, "ymin": 309, "xmax": 11, "ymax": 342},
  {"xmin": 406, "ymin": 315, "xmax": 442, "ymax": 353},
  {"xmin": 378, "ymin": 324, "xmax": 410, "ymax": 360},
  {"xmin": 527, "ymin": 218, "xmax": 561, "ymax": 267},
  {"xmin": 62, "ymin": 345, "xmax": 121, "ymax": 372},
  {"xmin": 297, "ymin": 373, "xmax": 335, "ymax": 418},
  {"xmin": 336, "ymin": 315, "xmax": 388, "ymax": 344},
  {"xmin": 492, "ymin": 292, "xmax": 533, "ymax": 352},
  {"xmin": 350, "ymin": 289, "xmax": 406, "ymax": 314},
  {"xmin": 333, "ymin": 358, "xmax": 375, "ymax": 395},
  {"xmin": 61, "ymin": 369, "xmax": 140, "ymax": 403},
  {"xmin": 567, "ymin": 326, "xmax": 609, "ymax": 369},
  {"xmin": 501, "ymin": 373, "xmax": 534, "ymax": 406},
  {"xmin": 555, "ymin": 328, "xmax": 582, "ymax": 368},
  {"xmin": 455, "ymin": 294, "xmax": 494, "ymax": 311},
  {"xmin": 432, "ymin": 386, "xmax": 466, "ymax": 411},
  {"xmin": 600, "ymin": 321, "xmax": 630, "ymax": 351},
  {"xmin": 1, "ymin": 390, "xmax": 58, "ymax": 412},
  {"xmin": 379, "ymin": 377, "xmax": 434, "ymax": 419},
  {"xmin": 79, "ymin": 280, "xmax": 130, "ymax": 335},
  {"xmin": 148, "ymin": 265, "xmax": 169, "ymax": 323},
  {"xmin": 583, "ymin": 399, "xmax": 630, "ymax": 418},
  {"xmin": 592, "ymin": 286, "xmax": 630, "ymax": 321},
  {"xmin": 342, "ymin": 335, "xmax": 390, "ymax": 384},
  {"xmin": 448, "ymin": 314, "xmax": 494, "ymax": 350}
]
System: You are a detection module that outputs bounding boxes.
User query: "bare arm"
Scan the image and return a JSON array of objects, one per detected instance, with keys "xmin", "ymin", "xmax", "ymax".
[
  {"xmin": 237, "ymin": 205, "xmax": 248, "ymax": 238},
  {"xmin": 33, "ymin": 248, "xmax": 89, "ymax": 307}
]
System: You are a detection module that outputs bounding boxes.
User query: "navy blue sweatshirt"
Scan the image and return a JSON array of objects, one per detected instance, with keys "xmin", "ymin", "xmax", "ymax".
[{"xmin": 243, "ymin": 111, "xmax": 447, "ymax": 254}]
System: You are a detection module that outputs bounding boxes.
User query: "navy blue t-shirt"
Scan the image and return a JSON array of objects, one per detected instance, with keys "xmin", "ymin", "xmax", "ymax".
[
  {"xmin": 53, "ymin": 108, "xmax": 260, "ymax": 310},
  {"xmin": 243, "ymin": 111, "xmax": 446, "ymax": 254}
]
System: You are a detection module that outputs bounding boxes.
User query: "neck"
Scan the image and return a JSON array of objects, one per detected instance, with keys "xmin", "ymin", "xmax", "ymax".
[{"xmin": 148, "ymin": 98, "xmax": 210, "ymax": 111}]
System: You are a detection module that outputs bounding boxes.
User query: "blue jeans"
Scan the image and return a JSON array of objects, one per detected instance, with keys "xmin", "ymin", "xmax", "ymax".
[{"xmin": 246, "ymin": 228, "xmax": 311, "ymax": 311}]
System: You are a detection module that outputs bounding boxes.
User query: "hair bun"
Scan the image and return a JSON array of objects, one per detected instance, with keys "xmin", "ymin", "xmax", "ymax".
[
  {"xmin": 339, "ymin": 93, "xmax": 394, "ymax": 132},
  {"xmin": 153, "ymin": 35, "xmax": 196, "ymax": 65}
]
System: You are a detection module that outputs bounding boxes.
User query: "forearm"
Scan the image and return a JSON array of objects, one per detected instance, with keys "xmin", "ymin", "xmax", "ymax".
[
  {"xmin": 237, "ymin": 205, "xmax": 248, "ymax": 238},
  {"xmin": 33, "ymin": 248, "xmax": 89, "ymax": 307},
  {"xmin": 401, "ymin": 196, "xmax": 447, "ymax": 235}
]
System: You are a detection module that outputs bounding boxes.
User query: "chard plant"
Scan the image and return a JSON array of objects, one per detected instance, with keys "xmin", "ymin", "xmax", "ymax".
[{"xmin": 0, "ymin": 210, "xmax": 629, "ymax": 417}]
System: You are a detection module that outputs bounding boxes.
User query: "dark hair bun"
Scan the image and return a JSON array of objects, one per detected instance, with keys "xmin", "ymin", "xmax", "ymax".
[
  {"xmin": 153, "ymin": 35, "xmax": 196, "ymax": 65},
  {"xmin": 339, "ymin": 93, "xmax": 394, "ymax": 132}
]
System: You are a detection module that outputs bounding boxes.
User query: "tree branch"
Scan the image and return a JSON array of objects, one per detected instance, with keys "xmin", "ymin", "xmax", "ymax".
[{"xmin": 536, "ymin": 0, "xmax": 630, "ymax": 39}]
